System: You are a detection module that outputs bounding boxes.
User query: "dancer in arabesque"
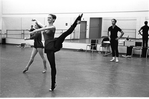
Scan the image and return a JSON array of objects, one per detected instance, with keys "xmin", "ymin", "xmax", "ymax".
[{"xmin": 27, "ymin": 13, "xmax": 83, "ymax": 91}]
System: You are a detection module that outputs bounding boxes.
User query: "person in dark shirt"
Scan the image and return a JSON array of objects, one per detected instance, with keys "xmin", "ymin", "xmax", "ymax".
[
  {"xmin": 138, "ymin": 21, "xmax": 149, "ymax": 48},
  {"xmin": 29, "ymin": 14, "xmax": 83, "ymax": 91},
  {"xmin": 107, "ymin": 19, "xmax": 124, "ymax": 62},
  {"xmin": 23, "ymin": 24, "xmax": 47, "ymax": 74}
]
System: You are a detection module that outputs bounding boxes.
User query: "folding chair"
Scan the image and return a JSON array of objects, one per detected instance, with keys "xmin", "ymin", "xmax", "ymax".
[
  {"xmin": 131, "ymin": 42, "xmax": 142, "ymax": 57},
  {"xmin": 100, "ymin": 37, "xmax": 111, "ymax": 56}
]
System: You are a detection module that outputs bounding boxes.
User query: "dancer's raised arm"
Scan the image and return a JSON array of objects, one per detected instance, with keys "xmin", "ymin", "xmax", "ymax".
[{"xmin": 32, "ymin": 19, "xmax": 45, "ymax": 28}]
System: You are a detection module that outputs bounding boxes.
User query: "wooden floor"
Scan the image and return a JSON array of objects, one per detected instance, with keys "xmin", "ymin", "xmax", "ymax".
[{"xmin": 0, "ymin": 44, "xmax": 149, "ymax": 97}]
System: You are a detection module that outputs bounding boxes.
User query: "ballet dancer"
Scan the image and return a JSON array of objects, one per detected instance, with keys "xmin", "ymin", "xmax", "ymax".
[
  {"xmin": 29, "ymin": 13, "xmax": 83, "ymax": 91},
  {"xmin": 23, "ymin": 24, "xmax": 47, "ymax": 73}
]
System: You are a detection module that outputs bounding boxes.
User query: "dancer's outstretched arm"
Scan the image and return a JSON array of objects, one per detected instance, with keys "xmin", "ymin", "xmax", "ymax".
[{"xmin": 29, "ymin": 26, "xmax": 55, "ymax": 34}]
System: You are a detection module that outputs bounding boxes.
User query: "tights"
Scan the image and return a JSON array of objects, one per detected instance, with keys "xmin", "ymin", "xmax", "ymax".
[
  {"xmin": 54, "ymin": 19, "xmax": 78, "ymax": 51},
  {"xmin": 46, "ymin": 51, "xmax": 56, "ymax": 87}
]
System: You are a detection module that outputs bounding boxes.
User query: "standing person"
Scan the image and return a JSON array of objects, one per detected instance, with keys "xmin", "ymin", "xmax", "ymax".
[
  {"xmin": 107, "ymin": 19, "xmax": 124, "ymax": 62},
  {"xmin": 23, "ymin": 24, "xmax": 47, "ymax": 73},
  {"xmin": 29, "ymin": 14, "xmax": 83, "ymax": 91},
  {"xmin": 138, "ymin": 21, "xmax": 149, "ymax": 48}
]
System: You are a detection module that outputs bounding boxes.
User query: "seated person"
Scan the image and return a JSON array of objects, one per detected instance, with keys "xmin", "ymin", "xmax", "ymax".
[{"xmin": 122, "ymin": 36, "xmax": 133, "ymax": 58}]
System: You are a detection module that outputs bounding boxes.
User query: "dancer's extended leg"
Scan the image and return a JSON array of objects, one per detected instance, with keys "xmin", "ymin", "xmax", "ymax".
[{"xmin": 54, "ymin": 14, "xmax": 83, "ymax": 49}]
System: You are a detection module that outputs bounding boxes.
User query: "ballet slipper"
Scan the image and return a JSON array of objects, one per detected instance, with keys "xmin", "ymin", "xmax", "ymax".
[
  {"xmin": 74, "ymin": 13, "xmax": 83, "ymax": 24},
  {"xmin": 49, "ymin": 84, "xmax": 57, "ymax": 92},
  {"xmin": 23, "ymin": 68, "xmax": 29, "ymax": 73},
  {"xmin": 77, "ymin": 13, "xmax": 83, "ymax": 24},
  {"xmin": 77, "ymin": 13, "xmax": 83, "ymax": 21},
  {"xmin": 80, "ymin": 13, "xmax": 83, "ymax": 19}
]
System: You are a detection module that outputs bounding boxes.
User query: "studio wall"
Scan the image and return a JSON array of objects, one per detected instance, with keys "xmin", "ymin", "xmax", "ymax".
[{"xmin": 1, "ymin": 0, "xmax": 149, "ymax": 40}]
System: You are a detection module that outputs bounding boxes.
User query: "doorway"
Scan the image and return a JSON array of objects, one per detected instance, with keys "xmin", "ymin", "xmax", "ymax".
[
  {"xmin": 80, "ymin": 21, "xmax": 87, "ymax": 39},
  {"xmin": 89, "ymin": 18, "xmax": 102, "ymax": 39}
]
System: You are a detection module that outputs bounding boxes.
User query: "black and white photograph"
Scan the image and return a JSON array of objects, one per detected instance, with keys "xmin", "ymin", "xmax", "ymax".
[{"xmin": 0, "ymin": 0, "xmax": 149, "ymax": 97}]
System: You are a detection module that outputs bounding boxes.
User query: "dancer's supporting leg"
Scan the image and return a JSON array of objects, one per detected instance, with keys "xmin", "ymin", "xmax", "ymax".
[
  {"xmin": 54, "ymin": 14, "xmax": 83, "ymax": 50},
  {"xmin": 46, "ymin": 51, "xmax": 56, "ymax": 91},
  {"xmin": 23, "ymin": 48, "xmax": 38, "ymax": 73}
]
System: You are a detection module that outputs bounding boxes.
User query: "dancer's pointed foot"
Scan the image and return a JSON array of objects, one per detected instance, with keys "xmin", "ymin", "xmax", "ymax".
[
  {"xmin": 75, "ymin": 13, "xmax": 83, "ymax": 24},
  {"xmin": 23, "ymin": 68, "xmax": 29, "ymax": 73},
  {"xmin": 78, "ymin": 13, "xmax": 83, "ymax": 21},
  {"xmin": 80, "ymin": 13, "xmax": 83, "ymax": 19}
]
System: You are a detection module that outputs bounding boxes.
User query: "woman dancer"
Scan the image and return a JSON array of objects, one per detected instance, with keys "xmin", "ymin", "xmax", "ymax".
[
  {"xmin": 29, "ymin": 14, "xmax": 83, "ymax": 91},
  {"xmin": 23, "ymin": 24, "xmax": 47, "ymax": 73}
]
